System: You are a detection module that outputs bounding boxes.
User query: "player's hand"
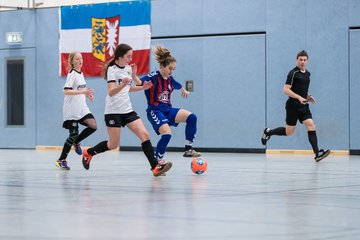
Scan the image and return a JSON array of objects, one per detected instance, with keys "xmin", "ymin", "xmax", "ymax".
[
  {"xmin": 121, "ymin": 77, "xmax": 132, "ymax": 85},
  {"xmin": 142, "ymin": 81, "xmax": 153, "ymax": 90},
  {"xmin": 88, "ymin": 94, "xmax": 94, "ymax": 102},
  {"xmin": 307, "ymin": 95, "xmax": 316, "ymax": 104},
  {"xmin": 299, "ymin": 97, "xmax": 308, "ymax": 105},
  {"xmin": 84, "ymin": 88, "xmax": 94, "ymax": 101},
  {"xmin": 181, "ymin": 88, "xmax": 190, "ymax": 98},
  {"xmin": 130, "ymin": 64, "xmax": 137, "ymax": 75}
]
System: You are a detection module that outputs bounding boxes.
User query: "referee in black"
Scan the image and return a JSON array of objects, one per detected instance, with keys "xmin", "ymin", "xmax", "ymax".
[{"xmin": 262, "ymin": 50, "xmax": 330, "ymax": 162}]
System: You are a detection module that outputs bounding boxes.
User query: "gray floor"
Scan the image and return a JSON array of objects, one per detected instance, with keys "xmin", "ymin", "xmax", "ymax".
[{"xmin": 0, "ymin": 149, "xmax": 359, "ymax": 240}]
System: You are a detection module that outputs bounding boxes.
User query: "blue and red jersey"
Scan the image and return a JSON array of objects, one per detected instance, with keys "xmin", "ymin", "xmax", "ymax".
[{"xmin": 141, "ymin": 71, "xmax": 182, "ymax": 111}]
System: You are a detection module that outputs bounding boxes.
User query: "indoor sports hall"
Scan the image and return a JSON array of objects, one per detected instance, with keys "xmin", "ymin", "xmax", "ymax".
[{"xmin": 0, "ymin": 0, "xmax": 360, "ymax": 239}]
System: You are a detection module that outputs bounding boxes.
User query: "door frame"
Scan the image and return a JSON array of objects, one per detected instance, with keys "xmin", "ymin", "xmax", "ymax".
[{"xmin": 0, "ymin": 48, "xmax": 36, "ymax": 148}]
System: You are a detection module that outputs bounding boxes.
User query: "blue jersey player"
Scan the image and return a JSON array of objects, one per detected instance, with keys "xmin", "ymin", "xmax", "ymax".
[{"xmin": 141, "ymin": 45, "xmax": 201, "ymax": 163}]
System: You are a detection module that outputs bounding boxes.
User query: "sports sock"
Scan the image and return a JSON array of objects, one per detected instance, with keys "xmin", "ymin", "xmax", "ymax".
[
  {"xmin": 141, "ymin": 140, "xmax": 158, "ymax": 169},
  {"xmin": 59, "ymin": 128, "xmax": 78, "ymax": 160},
  {"xmin": 74, "ymin": 127, "xmax": 96, "ymax": 144},
  {"xmin": 156, "ymin": 134, "xmax": 171, "ymax": 161},
  {"xmin": 59, "ymin": 142, "xmax": 72, "ymax": 160},
  {"xmin": 87, "ymin": 141, "xmax": 109, "ymax": 156},
  {"xmin": 308, "ymin": 131, "xmax": 319, "ymax": 154},
  {"xmin": 185, "ymin": 113, "xmax": 197, "ymax": 142},
  {"xmin": 269, "ymin": 127, "xmax": 286, "ymax": 136}
]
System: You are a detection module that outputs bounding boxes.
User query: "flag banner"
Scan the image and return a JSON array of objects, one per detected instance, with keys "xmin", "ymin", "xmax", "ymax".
[{"xmin": 59, "ymin": 1, "xmax": 151, "ymax": 77}]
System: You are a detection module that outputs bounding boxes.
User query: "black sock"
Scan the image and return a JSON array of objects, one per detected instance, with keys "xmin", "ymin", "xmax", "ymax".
[
  {"xmin": 59, "ymin": 141, "xmax": 72, "ymax": 160},
  {"xmin": 142, "ymin": 140, "xmax": 158, "ymax": 170},
  {"xmin": 269, "ymin": 127, "xmax": 286, "ymax": 136},
  {"xmin": 88, "ymin": 141, "xmax": 109, "ymax": 156},
  {"xmin": 74, "ymin": 127, "xmax": 96, "ymax": 144},
  {"xmin": 308, "ymin": 131, "xmax": 319, "ymax": 154}
]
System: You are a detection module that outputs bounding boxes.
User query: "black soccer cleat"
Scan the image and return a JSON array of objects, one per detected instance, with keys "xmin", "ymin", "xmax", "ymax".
[
  {"xmin": 315, "ymin": 149, "xmax": 331, "ymax": 162},
  {"xmin": 261, "ymin": 128, "xmax": 271, "ymax": 145}
]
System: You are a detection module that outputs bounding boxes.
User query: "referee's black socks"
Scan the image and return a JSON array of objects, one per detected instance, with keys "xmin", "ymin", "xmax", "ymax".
[
  {"xmin": 308, "ymin": 131, "xmax": 319, "ymax": 154},
  {"xmin": 269, "ymin": 127, "xmax": 286, "ymax": 136}
]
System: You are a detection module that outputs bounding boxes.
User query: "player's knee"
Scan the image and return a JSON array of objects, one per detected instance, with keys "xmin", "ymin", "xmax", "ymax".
[
  {"xmin": 67, "ymin": 130, "xmax": 79, "ymax": 144},
  {"xmin": 286, "ymin": 128, "xmax": 295, "ymax": 136},
  {"xmin": 307, "ymin": 123, "xmax": 316, "ymax": 131},
  {"xmin": 186, "ymin": 113, "xmax": 197, "ymax": 124},
  {"xmin": 90, "ymin": 122, "xmax": 98, "ymax": 130}
]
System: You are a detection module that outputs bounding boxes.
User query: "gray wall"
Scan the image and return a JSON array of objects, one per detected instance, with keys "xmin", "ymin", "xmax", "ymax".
[{"xmin": 0, "ymin": 0, "xmax": 359, "ymax": 151}]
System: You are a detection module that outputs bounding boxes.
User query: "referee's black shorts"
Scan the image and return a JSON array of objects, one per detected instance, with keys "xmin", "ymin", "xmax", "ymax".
[{"xmin": 285, "ymin": 99, "xmax": 312, "ymax": 126}]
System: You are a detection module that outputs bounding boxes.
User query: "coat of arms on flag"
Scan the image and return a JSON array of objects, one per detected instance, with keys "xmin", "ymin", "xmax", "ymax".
[{"xmin": 59, "ymin": 1, "xmax": 151, "ymax": 77}]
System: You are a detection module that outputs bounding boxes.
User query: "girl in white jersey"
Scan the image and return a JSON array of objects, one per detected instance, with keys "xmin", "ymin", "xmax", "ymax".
[
  {"xmin": 56, "ymin": 52, "xmax": 97, "ymax": 170},
  {"xmin": 81, "ymin": 43, "xmax": 172, "ymax": 177}
]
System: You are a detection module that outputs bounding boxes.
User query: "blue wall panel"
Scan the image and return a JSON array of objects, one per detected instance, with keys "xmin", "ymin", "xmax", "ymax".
[
  {"xmin": 266, "ymin": 0, "xmax": 307, "ymax": 150},
  {"xmin": 350, "ymin": 30, "xmax": 360, "ymax": 150},
  {"xmin": 349, "ymin": 0, "xmax": 360, "ymax": 27},
  {"xmin": 151, "ymin": 0, "xmax": 266, "ymax": 37},
  {"xmin": 0, "ymin": 10, "xmax": 36, "ymax": 49},
  {"xmin": 202, "ymin": 35, "xmax": 265, "ymax": 148},
  {"xmin": 306, "ymin": 0, "xmax": 349, "ymax": 150},
  {"xmin": 202, "ymin": 0, "xmax": 266, "ymax": 34}
]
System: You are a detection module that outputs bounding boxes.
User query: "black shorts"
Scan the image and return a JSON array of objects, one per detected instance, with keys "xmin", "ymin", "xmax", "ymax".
[
  {"xmin": 104, "ymin": 111, "xmax": 140, "ymax": 128},
  {"xmin": 285, "ymin": 99, "xmax": 312, "ymax": 126},
  {"xmin": 63, "ymin": 113, "xmax": 95, "ymax": 130}
]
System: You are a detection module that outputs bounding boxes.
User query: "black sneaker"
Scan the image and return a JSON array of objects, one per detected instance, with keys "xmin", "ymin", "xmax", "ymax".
[
  {"xmin": 261, "ymin": 128, "xmax": 271, "ymax": 145},
  {"xmin": 315, "ymin": 149, "xmax": 331, "ymax": 162}
]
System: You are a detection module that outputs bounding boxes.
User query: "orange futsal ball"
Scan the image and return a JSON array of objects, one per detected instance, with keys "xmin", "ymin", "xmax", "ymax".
[{"xmin": 191, "ymin": 157, "xmax": 208, "ymax": 175}]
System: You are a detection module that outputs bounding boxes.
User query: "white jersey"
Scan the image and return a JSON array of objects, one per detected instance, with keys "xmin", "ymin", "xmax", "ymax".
[
  {"xmin": 63, "ymin": 69, "xmax": 91, "ymax": 121},
  {"xmin": 104, "ymin": 64, "xmax": 134, "ymax": 114}
]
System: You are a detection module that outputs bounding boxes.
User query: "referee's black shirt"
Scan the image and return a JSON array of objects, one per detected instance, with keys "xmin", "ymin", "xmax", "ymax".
[{"xmin": 285, "ymin": 66, "xmax": 310, "ymax": 100}]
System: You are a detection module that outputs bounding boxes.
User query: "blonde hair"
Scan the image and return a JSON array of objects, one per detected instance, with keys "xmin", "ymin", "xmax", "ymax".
[
  {"xmin": 154, "ymin": 45, "xmax": 176, "ymax": 67},
  {"xmin": 67, "ymin": 52, "xmax": 80, "ymax": 72}
]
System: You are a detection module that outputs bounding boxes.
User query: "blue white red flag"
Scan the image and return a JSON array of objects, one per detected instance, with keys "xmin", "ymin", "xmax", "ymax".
[{"xmin": 59, "ymin": 1, "xmax": 151, "ymax": 77}]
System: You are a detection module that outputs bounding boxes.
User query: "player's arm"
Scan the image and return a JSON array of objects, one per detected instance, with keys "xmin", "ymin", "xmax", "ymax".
[
  {"xmin": 172, "ymin": 78, "xmax": 189, "ymax": 98},
  {"xmin": 107, "ymin": 78, "xmax": 131, "ymax": 97},
  {"xmin": 130, "ymin": 64, "xmax": 142, "ymax": 86},
  {"xmin": 283, "ymin": 84, "xmax": 307, "ymax": 104},
  {"xmin": 129, "ymin": 81, "xmax": 153, "ymax": 92},
  {"xmin": 64, "ymin": 88, "xmax": 94, "ymax": 97}
]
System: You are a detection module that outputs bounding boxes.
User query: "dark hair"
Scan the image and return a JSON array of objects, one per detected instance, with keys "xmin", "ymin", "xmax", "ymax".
[
  {"xmin": 297, "ymin": 50, "xmax": 308, "ymax": 59},
  {"xmin": 103, "ymin": 43, "xmax": 132, "ymax": 80},
  {"xmin": 154, "ymin": 45, "xmax": 176, "ymax": 67}
]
